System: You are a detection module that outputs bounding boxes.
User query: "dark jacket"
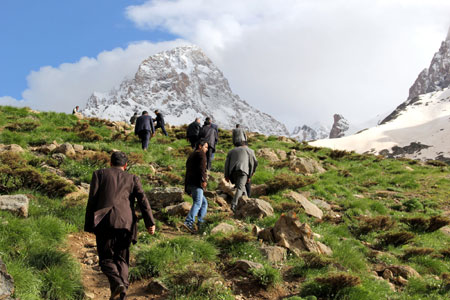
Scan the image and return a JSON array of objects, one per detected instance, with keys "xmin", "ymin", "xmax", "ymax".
[
  {"xmin": 134, "ymin": 115, "xmax": 155, "ymax": 135},
  {"xmin": 130, "ymin": 115, "xmax": 138, "ymax": 125},
  {"xmin": 155, "ymin": 112, "xmax": 165, "ymax": 126},
  {"xmin": 200, "ymin": 125, "xmax": 218, "ymax": 150},
  {"xmin": 184, "ymin": 150, "xmax": 207, "ymax": 193},
  {"xmin": 186, "ymin": 121, "xmax": 201, "ymax": 138},
  {"xmin": 84, "ymin": 167, "xmax": 155, "ymax": 243}
]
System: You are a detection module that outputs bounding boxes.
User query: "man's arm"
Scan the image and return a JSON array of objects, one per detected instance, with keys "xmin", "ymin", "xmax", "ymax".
[
  {"xmin": 84, "ymin": 171, "xmax": 99, "ymax": 232},
  {"xmin": 132, "ymin": 175, "xmax": 156, "ymax": 232}
]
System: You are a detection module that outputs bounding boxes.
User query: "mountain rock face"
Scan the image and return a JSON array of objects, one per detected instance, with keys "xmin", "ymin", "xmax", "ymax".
[
  {"xmin": 407, "ymin": 28, "xmax": 450, "ymax": 101},
  {"xmin": 83, "ymin": 45, "xmax": 289, "ymax": 136},
  {"xmin": 311, "ymin": 30, "xmax": 450, "ymax": 161},
  {"xmin": 291, "ymin": 124, "xmax": 329, "ymax": 142},
  {"xmin": 329, "ymin": 114, "xmax": 349, "ymax": 138}
]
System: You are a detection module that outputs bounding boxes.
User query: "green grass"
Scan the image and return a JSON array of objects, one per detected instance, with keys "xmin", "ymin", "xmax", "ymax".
[{"xmin": 1, "ymin": 105, "xmax": 450, "ymax": 299}]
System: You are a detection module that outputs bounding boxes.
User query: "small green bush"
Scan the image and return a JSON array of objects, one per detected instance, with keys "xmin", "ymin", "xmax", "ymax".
[{"xmin": 250, "ymin": 264, "xmax": 281, "ymax": 288}]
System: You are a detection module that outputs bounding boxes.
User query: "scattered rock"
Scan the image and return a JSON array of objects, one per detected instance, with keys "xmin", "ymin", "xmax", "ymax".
[
  {"xmin": 146, "ymin": 187, "xmax": 183, "ymax": 209},
  {"xmin": 388, "ymin": 265, "xmax": 421, "ymax": 279},
  {"xmin": 284, "ymin": 191, "xmax": 323, "ymax": 219},
  {"xmin": 41, "ymin": 144, "xmax": 58, "ymax": 154},
  {"xmin": 259, "ymin": 245, "xmax": 287, "ymax": 263},
  {"xmin": 250, "ymin": 184, "xmax": 268, "ymax": 197},
  {"xmin": 84, "ymin": 292, "xmax": 95, "ymax": 299},
  {"xmin": 147, "ymin": 279, "xmax": 169, "ymax": 295},
  {"xmin": 383, "ymin": 269, "xmax": 394, "ymax": 280},
  {"xmin": 165, "ymin": 202, "xmax": 192, "ymax": 216},
  {"xmin": 289, "ymin": 157, "xmax": 326, "ymax": 174},
  {"xmin": 257, "ymin": 228, "xmax": 275, "ymax": 243},
  {"xmin": 218, "ymin": 178, "xmax": 235, "ymax": 198},
  {"xmin": 395, "ymin": 276, "xmax": 408, "ymax": 286},
  {"xmin": 275, "ymin": 149, "xmax": 287, "ymax": 160},
  {"xmin": 211, "ymin": 223, "xmax": 235, "ymax": 234},
  {"xmin": 235, "ymin": 196, "xmax": 274, "ymax": 219},
  {"xmin": 0, "ymin": 144, "xmax": 24, "ymax": 153},
  {"xmin": 272, "ymin": 211, "xmax": 332, "ymax": 256},
  {"xmin": 214, "ymin": 194, "xmax": 230, "ymax": 210},
  {"xmin": 440, "ymin": 226, "xmax": 450, "ymax": 236},
  {"xmin": 51, "ymin": 153, "xmax": 67, "ymax": 163},
  {"xmin": 54, "ymin": 142, "xmax": 76, "ymax": 157},
  {"xmin": 0, "ymin": 257, "xmax": 14, "ymax": 299},
  {"xmin": 234, "ymin": 260, "xmax": 263, "ymax": 273},
  {"xmin": 404, "ymin": 166, "xmax": 414, "ymax": 171},
  {"xmin": 256, "ymin": 148, "xmax": 280, "ymax": 162},
  {"xmin": 311, "ymin": 199, "xmax": 332, "ymax": 211},
  {"xmin": 73, "ymin": 144, "xmax": 84, "ymax": 152},
  {"xmin": 0, "ymin": 194, "xmax": 29, "ymax": 217},
  {"xmin": 167, "ymin": 147, "xmax": 174, "ymax": 151}
]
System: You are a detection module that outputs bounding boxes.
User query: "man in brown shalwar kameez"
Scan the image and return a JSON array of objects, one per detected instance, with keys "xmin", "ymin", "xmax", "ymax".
[{"xmin": 84, "ymin": 151, "xmax": 156, "ymax": 300}]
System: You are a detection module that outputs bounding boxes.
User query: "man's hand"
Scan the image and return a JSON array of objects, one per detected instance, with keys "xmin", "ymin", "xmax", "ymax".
[
  {"xmin": 201, "ymin": 181, "xmax": 207, "ymax": 189},
  {"xmin": 147, "ymin": 225, "xmax": 156, "ymax": 235}
]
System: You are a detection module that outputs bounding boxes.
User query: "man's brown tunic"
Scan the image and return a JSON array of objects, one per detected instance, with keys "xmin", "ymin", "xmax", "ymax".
[{"xmin": 84, "ymin": 167, "xmax": 155, "ymax": 292}]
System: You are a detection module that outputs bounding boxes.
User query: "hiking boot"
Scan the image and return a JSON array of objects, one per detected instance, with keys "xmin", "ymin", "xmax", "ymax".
[{"xmin": 182, "ymin": 222, "xmax": 196, "ymax": 234}]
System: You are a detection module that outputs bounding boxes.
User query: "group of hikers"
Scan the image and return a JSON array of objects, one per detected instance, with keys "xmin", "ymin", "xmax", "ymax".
[{"xmin": 84, "ymin": 109, "xmax": 258, "ymax": 299}]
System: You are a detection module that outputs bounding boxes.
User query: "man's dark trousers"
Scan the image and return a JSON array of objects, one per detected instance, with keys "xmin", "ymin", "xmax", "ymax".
[
  {"xmin": 155, "ymin": 124, "xmax": 168, "ymax": 136},
  {"xmin": 138, "ymin": 130, "xmax": 151, "ymax": 150},
  {"xmin": 95, "ymin": 222, "xmax": 132, "ymax": 292}
]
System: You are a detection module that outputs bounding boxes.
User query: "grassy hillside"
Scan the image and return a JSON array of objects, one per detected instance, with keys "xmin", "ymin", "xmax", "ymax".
[{"xmin": 0, "ymin": 105, "xmax": 449, "ymax": 300}]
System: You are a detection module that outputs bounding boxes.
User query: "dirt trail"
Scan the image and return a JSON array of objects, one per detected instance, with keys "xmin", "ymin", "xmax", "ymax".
[{"xmin": 67, "ymin": 232, "xmax": 166, "ymax": 300}]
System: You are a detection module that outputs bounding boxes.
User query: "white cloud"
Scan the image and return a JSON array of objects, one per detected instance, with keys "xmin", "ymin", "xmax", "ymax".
[
  {"xmin": 17, "ymin": 39, "xmax": 187, "ymax": 113},
  {"xmin": 0, "ymin": 96, "xmax": 26, "ymax": 107},
  {"xmin": 126, "ymin": 0, "xmax": 450, "ymax": 129}
]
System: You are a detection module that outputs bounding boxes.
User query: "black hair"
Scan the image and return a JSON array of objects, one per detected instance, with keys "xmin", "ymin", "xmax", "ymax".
[
  {"xmin": 205, "ymin": 117, "xmax": 211, "ymax": 122},
  {"xmin": 154, "ymin": 109, "xmax": 159, "ymax": 113},
  {"xmin": 195, "ymin": 139, "xmax": 208, "ymax": 150},
  {"xmin": 111, "ymin": 151, "xmax": 128, "ymax": 167},
  {"xmin": 142, "ymin": 111, "xmax": 148, "ymax": 115},
  {"xmin": 236, "ymin": 124, "xmax": 240, "ymax": 128}
]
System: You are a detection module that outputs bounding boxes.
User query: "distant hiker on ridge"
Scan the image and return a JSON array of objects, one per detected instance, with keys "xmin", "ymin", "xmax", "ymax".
[
  {"xmin": 129, "ymin": 112, "xmax": 138, "ymax": 125},
  {"xmin": 84, "ymin": 151, "xmax": 156, "ymax": 300},
  {"xmin": 134, "ymin": 111, "xmax": 155, "ymax": 151},
  {"xmin": 186, "ymin": 117, "xmax": 201, "ymax": 148},
  {"xmin": 224, "ymin": 141, "xmax": 258, "ymax": 213},
  {"xmin": 154, "ymin": 109, "xmax": 168, "ymax": 136},
  {"xmin": 183, "ymin": 140, "xmax": 209, "ymax": 233},
  {"xmin": 200, "ymin": 117, "xmax": 218, "ymax": 170},
  {"xmin": 232, "ymin": 124, "xmax": 247, "ymax": 146},
  {"xmin": 72, "ymin": 106, "xmax": 80, "ymax": 114}
]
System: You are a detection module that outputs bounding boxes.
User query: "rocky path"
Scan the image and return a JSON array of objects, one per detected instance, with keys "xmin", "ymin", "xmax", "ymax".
[{"xmin": 67, "ymin": 232, "xmax": 165, "ymax": 300}]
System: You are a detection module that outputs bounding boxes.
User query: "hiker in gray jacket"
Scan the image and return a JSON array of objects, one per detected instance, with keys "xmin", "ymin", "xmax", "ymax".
[
  {"xmin": 224, "ymin": 142, "xmax": 258, "ymax": 212},
  {"xmin": 232, "ymin": 124, "xmax": 247, "ymax": 146}
]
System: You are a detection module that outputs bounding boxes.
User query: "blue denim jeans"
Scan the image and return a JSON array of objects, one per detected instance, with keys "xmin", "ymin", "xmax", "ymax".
[{"xmin": 185, "ymin": 186, "xmax": 208, "ymax": 226}]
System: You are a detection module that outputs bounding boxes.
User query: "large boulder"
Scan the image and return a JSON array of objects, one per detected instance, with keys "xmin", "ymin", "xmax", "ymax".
[
  {"xmin": 0, "ymin": 194, "xmax": 29, "ymax": 217},
  {"xmin": 289, "ymin": 157, "xmax": 326, "ymax": 174},
  {"xmin": 0, "ymin": 144, "xmax": 24, "ymax": 153},
  {"xmin": 54, "ymin": 142, "xmax": 76, "ymax": 157},
  {"xmin": 259, "ymin": 245, "xmax": 287, "ymax": 263},
  {"xmin": 284, "ymin": 191, "xmax": 323, "ymax": 219},
  {"xmin": 256, "ymin": 148, "xmax": 280, "ymax": 162},
  {"xmin": 146, "ymin": 187, "xmax": 184, "ymax": 209},
  {"xmin": 0, "ymin": 257, "xmax": 14, "ymax": 299},
  {"xmin": 211, "ymin": 223, "xmax": 235, "ymax": 234},
  {"xmin": 165, "ymin": 202, "xmax": 192, "ymax": 216},
  {"xmin": 272, "ymin": 211, "xmax": 332, "ymax": 256},
  {"xmin": 218, "ymin": 178, "xmax": 235, "ymax": 198},
  {"xmin": 235, "ymin": 196, "xmax": 274, "ymax": 219},
  {"xmin": 234, "ymin": 260, "xmax": 263, "ymax": 273},
  {"xmin": 250, "ymin": 184, "xmax": 268, "ymax": 197}
]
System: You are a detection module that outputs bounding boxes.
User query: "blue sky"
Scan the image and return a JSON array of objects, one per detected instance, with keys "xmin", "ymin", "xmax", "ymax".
[
  {"xmin": 1, "ymin": 0, "xmax": 449, "ymax": 128},
  {"xmin": 0, "ymin": 0, "xmax": 175, "ymax": 99}
]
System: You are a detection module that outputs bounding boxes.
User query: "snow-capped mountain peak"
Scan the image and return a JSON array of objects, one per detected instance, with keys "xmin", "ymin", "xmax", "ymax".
[{"xmin": 83, "ymin": 45, "xmax": 289, "ymax": 136}]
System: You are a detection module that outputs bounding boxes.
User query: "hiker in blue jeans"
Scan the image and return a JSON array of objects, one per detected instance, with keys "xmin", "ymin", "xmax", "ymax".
[{"xmin": 183, "ymin": 140, "xmax": 209, "ymax": 233}]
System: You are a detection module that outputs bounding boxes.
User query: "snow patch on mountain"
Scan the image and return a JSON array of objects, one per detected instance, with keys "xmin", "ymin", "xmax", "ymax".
[
  {"xmin": 311, "ymin": 88, "xmax": 450, "ymax": 161},
  {"xmin": 291, "ymin": 123, "xmax": 330, "ymax": 141}
]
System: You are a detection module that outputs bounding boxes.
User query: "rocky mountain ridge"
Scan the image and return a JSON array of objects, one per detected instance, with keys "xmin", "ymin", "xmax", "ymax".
[{"xmin": 83, "ymin": 45, "xmax": 289, "ymax": 136}]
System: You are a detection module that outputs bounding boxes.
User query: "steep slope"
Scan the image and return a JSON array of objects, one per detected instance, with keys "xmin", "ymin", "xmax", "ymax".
[
  {"xmin": 83, "ymin": 45, "xmax": 289, "ymax": 136},
  {"xmin": 311, "ymin": 88, "xmax": 450, "ymax": 161}
]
